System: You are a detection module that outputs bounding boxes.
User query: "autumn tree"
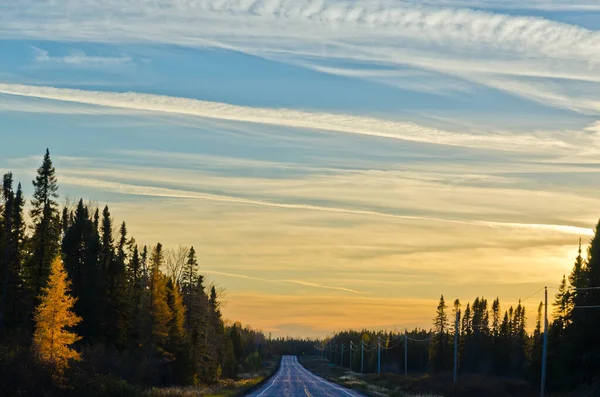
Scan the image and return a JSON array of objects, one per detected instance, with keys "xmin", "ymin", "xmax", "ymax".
[{"xmin": 32, "ymin": 257, "xmax": 81, "ymax": 380}]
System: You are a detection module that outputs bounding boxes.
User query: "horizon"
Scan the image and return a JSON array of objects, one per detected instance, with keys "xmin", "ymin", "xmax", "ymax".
[{"xmin": 2, "ymin": 0, "xmax": 600, "ymax": 339}]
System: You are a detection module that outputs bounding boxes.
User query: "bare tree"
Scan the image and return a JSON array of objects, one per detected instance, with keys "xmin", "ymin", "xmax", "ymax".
[{"xmin": 163, "ymin": 245, "xmax": 189, "ymax": 284}]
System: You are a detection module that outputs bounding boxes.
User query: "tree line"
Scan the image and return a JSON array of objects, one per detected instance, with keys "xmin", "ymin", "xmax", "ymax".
[
  {"xmin": 0, "ymin": 149, "xmax": 278, "ymax": 394},
  {"xmin": 325, "ymin": 230, "xmax": 600, "ymax": 393}
]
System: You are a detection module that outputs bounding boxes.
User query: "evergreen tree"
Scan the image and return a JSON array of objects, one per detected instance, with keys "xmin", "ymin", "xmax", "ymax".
[
  {"xmin": 0, "ymin": 173, "xmax": 15, "ymax": 333},
  {"xmin": 32, "ymin": 257, "xmax": 81, "ymax": 381},
  {"xmin": 148, "ymin": 244, "xmax": 171, "ymax": 358},
  {"xmin": 166, "ymin": 279, "xmax": 188, "ymax": 384},
  {"xmin": 429, "ymin": 295, "xmax": 449, "ymax": 372},
  {"xmin": 27, "ymin": 149, "xmax": 61, "ymax": 316},
  {"xmin": 553, "ymin": 274, "xmax": 569, "ymax": 327},
  {"xmin": 187, "ymin": 275, "xmax": 211, "ymax": 384},
  {"xmin": 567, "ymin": 221, "xmax": 600, "ymax": 384},
  {"xmin": 182, "ymin": 246, "xmax": 198, "ymax": 329}
]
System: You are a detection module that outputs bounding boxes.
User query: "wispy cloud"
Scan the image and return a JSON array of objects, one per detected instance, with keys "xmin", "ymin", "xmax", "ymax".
[
  {"xmin": 203, "ymin": 270, "xmax": 361, "ymax": 294},
  {"xmin": 2, "ymin": 0, "xmax": 600, "ymax": 112},
  {"xmin": 56, "ymin": 173, "xmax": 593, "ymax": 236},
  {"xmin": 0, "ymin": 83, "xmax": 573, "ymax": 152},
  {"xmin": 30, "ymin": 46, "xmax": 132, "ymax": 68}
]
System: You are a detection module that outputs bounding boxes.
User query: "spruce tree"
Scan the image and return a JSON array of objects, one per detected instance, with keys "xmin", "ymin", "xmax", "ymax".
[
  {"xmin": 148, "ymin": 244, "xmax": 170, "ymax": 358},
  {"xmin": 567, "ymin": 221, "xmax": 600, "ymax": 384},
  {"xmin": 429, "ymin": 295, "xmax": 449, "ymax": 372},
  {"xmin": 166, "ymin": 279, "xmax": 188, "ymax": 384},
  {"xmin": 553, "ymin": 275, "xmax": 569, "ymax": 327},
  {"xmin": 0, "ymin": 173, "xmax": 15, "ymax": 333},
  {"xmin": 27, "ymin": 149, "xmax": 61, "ymax": 315},
  {"xmin": 182, "ymin": 246, "xmax": 199, "ymax": 329}
]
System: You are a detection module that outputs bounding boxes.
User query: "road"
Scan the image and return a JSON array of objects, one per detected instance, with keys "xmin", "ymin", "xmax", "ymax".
[{"xmin": 246, "ymin": 355, "xmax": 366, "ymax": 397}]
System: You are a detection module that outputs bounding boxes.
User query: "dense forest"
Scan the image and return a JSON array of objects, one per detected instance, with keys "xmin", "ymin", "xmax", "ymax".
[
  {"xmin": 0, "ymin": 149, "xmax": 316, "ymax": 396},
  {"xmin": 323, "ymin": 231, "xmax": 600, "ymax": 393},
  {"xmin": 2, "ymin": 149, "xmax": 599, "ymax": 396}
]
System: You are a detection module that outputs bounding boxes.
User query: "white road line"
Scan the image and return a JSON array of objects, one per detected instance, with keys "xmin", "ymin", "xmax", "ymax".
[
  {"xmin": 255, "ymin": 356, "xmax": 285, "ymax": 397},
  {"xmin": 294, "ymin": 357, "xmax": 361, "ymax": 397}
]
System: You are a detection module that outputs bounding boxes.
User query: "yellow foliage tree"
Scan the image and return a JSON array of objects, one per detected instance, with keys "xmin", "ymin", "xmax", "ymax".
[{"xmin": 32, "ymin": 256, "xmax": 82, "ymax": 379}]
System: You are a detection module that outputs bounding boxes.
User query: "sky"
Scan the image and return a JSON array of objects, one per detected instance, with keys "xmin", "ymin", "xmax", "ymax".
[{"xmin": 1, "ymin": 0, "xmax": 600, "ymax": 338}]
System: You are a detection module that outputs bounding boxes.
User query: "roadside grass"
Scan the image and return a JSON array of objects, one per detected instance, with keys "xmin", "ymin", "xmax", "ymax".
[
  {"xmin": 147, "ymin": 356, "xmax": 280, "ymax": 397},
  {"xmin": 298, "ymin": 356, "xmax": 536, "ymax": 397}
]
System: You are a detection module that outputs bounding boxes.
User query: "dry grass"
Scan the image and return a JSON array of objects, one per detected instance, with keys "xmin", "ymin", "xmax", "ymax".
[{"xmin": 298, "ymin": 356, "xmax": 536, "ymax": 397}]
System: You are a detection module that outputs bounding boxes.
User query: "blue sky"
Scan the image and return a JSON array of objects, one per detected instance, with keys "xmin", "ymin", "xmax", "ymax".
[{"xmin": 1, "ymin": 0, "xmax": 600, "ymax": 337}]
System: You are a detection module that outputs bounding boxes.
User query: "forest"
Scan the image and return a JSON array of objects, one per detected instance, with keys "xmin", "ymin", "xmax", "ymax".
[
  {"xmin": 0, "ymin": 150, "xmax": 316, "ymax": 396},
  {"xmin": 323, "ymin": 230, "xmax": 600, "ymax": 394},
  {"xmin": 1, "ymin": 149, "xmax": 599, "ymax": 396}
]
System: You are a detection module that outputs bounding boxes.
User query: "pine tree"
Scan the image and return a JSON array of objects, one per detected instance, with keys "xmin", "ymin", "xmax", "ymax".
[
  {"xmin": 567, "ymin": 221, "xmax": 600, "ymax": 384},
  {"xmin": 429, "ymin": 295, "xmax": 449, "ymax": 372},
  {"xmin": 553, "ymin": 274, "xmax": 569, "ymax": 327},
  {"xmin": 182, "ymin": 246, "xmax": 199, "ymax": 329},
  {"xmin": 187, "ymin": 275, "xmax": 211, "ymax": 384},
  {"xmin": 148, "ymin": 244, "xmax": 171, "ymax": 357},
  {"xmin": 27, "ymin": 149, "xmax": 61, "ymax": 315},
  {"xmin": 166, "ymin": 279, "xmax": 188, "ymax": 384},
  {"xmin": 32, "ymin": 257, "xmax": 81, "ymax": 380},
  {"xmin": 0, "ymin": 173, "xmax": 15, "ymax": 333}
]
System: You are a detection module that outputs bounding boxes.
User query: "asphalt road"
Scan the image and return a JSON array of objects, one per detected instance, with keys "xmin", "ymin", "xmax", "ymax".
[{"xmin": 245, "ymin": 355, "xmax": 366, "ymax": 397}]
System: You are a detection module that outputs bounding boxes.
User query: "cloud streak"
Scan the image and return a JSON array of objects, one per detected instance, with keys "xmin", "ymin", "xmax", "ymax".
[
  {"xmin": 57, "ymin": 174, "xmax": 593, "ymax": 236},
  {"xmin": 30, "ymin": 46, "xmax": 132, "ymax": 67},
  {"xmin": 2, "ymin": 0, "xmax": 600, "ymax": 113},
  {"xmin": 0, "ymin": 83, "xmax": 572, "ymax": 152},
  {"xmin": 203, "ymin": 270, "xmax": 361, "ymax": 294}
]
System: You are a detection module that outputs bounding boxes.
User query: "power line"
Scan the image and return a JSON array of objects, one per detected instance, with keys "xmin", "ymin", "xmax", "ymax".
[{"xmin": 520, "ymin": 286, "xmax": 545, "ymax": 302}]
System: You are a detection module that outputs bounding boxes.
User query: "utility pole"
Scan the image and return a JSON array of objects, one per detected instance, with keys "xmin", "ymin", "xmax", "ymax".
[
  {"xmin": 404, "ymin": 329, "xmax": 408, "ymax": 376},
  {"xmin": 377, "ymin": 337, "xmax": 381, "ymax": 375},
  {"xmin": 341, "ymin": 344, "xmax": 344, "ymax": 367},
  {"xmin": 361, "ymin": 340, "xmax": 364, "ymax": 374},
  {"xmin": 541, "ymin": 286, "xmax": 548, "ymax": 397},
  {"xmin": 453, "ymin": 312, "xmax": 459, "ymax": 384},
  {"xmin": 350, "ymin": 342, "xmax": 353, "ymax": 371}
]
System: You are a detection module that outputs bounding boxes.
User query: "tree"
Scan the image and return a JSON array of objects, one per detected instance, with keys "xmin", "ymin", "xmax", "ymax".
[
  {"xmin": 32, "ymin": 257, "xmax": 81, "ymax": 380},
  {"xmin": 566, "ymin": 221, "xmax": 600, "ymax": 385},
  {"xmin": 553, "ymin": 274, "xmax": 569, "ymax": 327},
  {"xmin": 27, "ymin": 149, "xmax": 61, "ymax": 314},
  {"xmin": 182, "ymin": 246, "xmax": 199, "ymax": 328},
  {"xmin": 1, "ymin": 173, "xmax": 15, "ymax": 333},
  {"xmin": 166, "ymin": 279, "xmax": 188, "ymax": 384},
  {"xmin": 148, "ymin": 244, "xmax": 171, "ymax": 357},
  {"xmin": 165, "ymin": 245, "xmax": 189, "ymax": 284},
  {"xmin": 429, "ymin": 295, "xmax": 449, "ymax": 372}
]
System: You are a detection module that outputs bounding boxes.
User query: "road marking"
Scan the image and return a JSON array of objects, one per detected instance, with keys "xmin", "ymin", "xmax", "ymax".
[
  {"xmin": 294, "ymin": 357, "xmax": 360, "ymax": 397},
  {"xmin": 255, "ymin": 356, "xmax": 285, "ymax": 397}
]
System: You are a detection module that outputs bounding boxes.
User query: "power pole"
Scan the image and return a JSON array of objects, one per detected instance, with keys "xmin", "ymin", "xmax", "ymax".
[
  {"xmin": 341, "ymin": 344, "xmax": 344, "ymax": 367},
  {"xmin": 453, "ymin": 311, "xmax": 459, "ymax": 384},
  {"xmin": 377, "ymin": 337, "xmax": 381, "ymax": 375},
  {"xmin": 541, "ymin": 286, "xmax": 548, "ymax": 397},
  {"xmin": 404, "ymin": 329, "xmax": 408, "ymax": 375},
  {"xmin": 361, "ymin": 340, "xmax": 364, "ymax": 374},
  {"xmin": 350, "ymin": 342, "xmax": 353, "ymax": 371}
]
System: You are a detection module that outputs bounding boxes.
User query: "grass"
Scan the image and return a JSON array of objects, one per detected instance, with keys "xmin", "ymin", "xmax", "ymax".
[
  {"xmin": 298, "ymin": 356, "xmax": 536, "ymax": 397},
  {"xmin": 147, "ymin": 356, "xmax": 281, "ymax": 397}
]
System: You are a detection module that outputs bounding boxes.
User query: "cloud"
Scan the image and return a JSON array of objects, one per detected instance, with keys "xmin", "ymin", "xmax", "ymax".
[
  {"xmin": 2, "ymin": 0, "xmax": 600, "ymax": 112},
  {"xmin": 202, "ymin": 270, "xmax": 362, "ymax": 294},
  {"xmin": 55, "ymin": 173, "xmax": 593, "ymax": 236},
  {"xmin": 0, "ymin": 83, "xmax": 572, "ymax": 152},
  {"xmin": 30, "ymin": 46, "xmax": 132, "ymax": 67}
]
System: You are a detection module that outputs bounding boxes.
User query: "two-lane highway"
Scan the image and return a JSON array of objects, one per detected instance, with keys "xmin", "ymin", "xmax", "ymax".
[{"xmin": 246, "ymin": 356, "xmax": 366, "ymax": 397}]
